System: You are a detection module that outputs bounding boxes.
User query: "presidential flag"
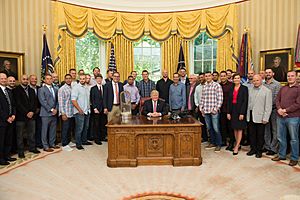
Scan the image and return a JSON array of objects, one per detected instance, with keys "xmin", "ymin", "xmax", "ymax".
[
  {"xmin": 177, "ymin": 43, "xmax": 186, "ymax": 72},
  {"xmin": 41, "ymin": 33, "xmax": 54, "ymax": 78}
]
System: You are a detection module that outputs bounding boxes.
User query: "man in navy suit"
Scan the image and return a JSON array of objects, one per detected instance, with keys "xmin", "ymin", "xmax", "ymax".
[
  {"xmin": 90, "ymin": 74, "xmax": 107, "ymax": 145},
  {"xmin": 38, "ymin": 74, "xmax": 59, "ymax": 152},
  {"xmin": 0, "ymin": 73, "xmax": 17, "ymax": 165},
  {"xmin": 103, "ymin": 71, "xmax": 124, "ymax": 122},
  {"xmin": 142, "ymin": 90, "xmax": 167, "ymax": 117}
]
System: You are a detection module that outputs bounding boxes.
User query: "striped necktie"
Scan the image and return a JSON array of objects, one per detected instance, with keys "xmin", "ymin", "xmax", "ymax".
[{"xmin": 4, "ymin": 88, "xmax": 12, "ymax": 115}]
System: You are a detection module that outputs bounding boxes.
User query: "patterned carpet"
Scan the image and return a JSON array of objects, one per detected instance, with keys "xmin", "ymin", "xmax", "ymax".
[
  {"xmin": 0, "ymin": 148, "xmax": 62, "ymax": 175},
  {"xmin": 123, "ymin": 192, "xmax": 195, "ymax": 200},
  {"xmin": 0, "ymin": 143, "xmax": 299, "ymax": 200}
]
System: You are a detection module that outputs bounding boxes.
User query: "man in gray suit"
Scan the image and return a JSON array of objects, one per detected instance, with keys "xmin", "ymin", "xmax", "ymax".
[
  {"xmin": 38, "ymin": 74, "xmax": 59, "ymax": 152},
  {"xmin": 246, "ymin": 74, "xmax": 272, "ymax": 158}
]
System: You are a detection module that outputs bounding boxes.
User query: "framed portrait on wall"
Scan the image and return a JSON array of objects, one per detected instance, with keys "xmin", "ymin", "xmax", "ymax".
[
  {"xmin": 0, "ymin": 51, "xmax": 24, "ymax": 81},
  {"xmin": 260, "ymin": 48, "xmax": 293, "ymax": 82}
]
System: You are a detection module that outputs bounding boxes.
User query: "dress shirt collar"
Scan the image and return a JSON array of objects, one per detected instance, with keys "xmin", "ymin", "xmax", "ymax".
[
  {"xmin": 0, "ymin": 85, "xmax": 6, "ymax": 92},
  {"xmin": 45, "ymin": 84, "xmax": 52, "ymax": 89}
]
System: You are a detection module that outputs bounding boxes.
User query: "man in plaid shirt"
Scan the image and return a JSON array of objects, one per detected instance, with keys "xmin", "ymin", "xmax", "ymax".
[
  {"xmin": 200, "ymin": 72, "xmax": 223, "ymax": 152},
  {"xmin": 58, "ymin": 74, "xmax": 74, "ymax": 149}
]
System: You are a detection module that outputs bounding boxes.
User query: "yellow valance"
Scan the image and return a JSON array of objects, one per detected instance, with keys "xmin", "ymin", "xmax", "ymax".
[
  {"xmin": 53, "ymin": 1, "xmax": 237, "ymax": 41},
  {"xmin": 52, "ymin": 1, "xmax": 238, "ymax": 80}
]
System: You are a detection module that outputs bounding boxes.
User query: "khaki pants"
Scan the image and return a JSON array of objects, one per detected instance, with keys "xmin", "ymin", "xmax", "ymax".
[{"xmin": 108, "ymin": 105, "xmax": 121, "ymax": 122}]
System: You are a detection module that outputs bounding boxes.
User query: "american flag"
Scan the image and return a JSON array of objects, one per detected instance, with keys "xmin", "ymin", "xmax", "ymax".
[{"xmin": 108, "ymin": 42, "xmax": 117, "ymax": 71}]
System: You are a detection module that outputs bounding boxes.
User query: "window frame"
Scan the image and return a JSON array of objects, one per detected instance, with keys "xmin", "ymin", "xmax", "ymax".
[{"xmin": 190, "ymin": 32, "xmax": 217, "ymax": 74}]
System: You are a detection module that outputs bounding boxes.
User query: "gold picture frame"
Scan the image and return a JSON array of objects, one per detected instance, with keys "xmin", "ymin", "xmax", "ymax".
[
  {"xmin": 260, "ymin": 48, "xmax": 293, "ymax": 83},
  {"xmin": 0, "ymin": 51, "xmax": 25, "ymax": 81}
]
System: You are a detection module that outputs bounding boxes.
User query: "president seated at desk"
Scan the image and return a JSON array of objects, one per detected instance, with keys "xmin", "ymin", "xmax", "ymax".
[{"xmin": 142, "ymin": 90, "xmax": 168, "ymax": 117}]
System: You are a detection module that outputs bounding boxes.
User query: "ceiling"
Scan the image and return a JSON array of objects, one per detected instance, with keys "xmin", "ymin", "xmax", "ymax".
[{"xmin": 58, "ymin": 0, "xmax": 243, "ymax": 12}]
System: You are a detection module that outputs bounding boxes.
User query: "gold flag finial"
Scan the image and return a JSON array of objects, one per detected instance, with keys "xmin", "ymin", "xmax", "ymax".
[
  {"xmin": 244, "ymin": 27, "xmax": 249, "ymax": 32},
  {"xmin": 42, "ymin": 24, "xmax": 47, "ymax": 33}
]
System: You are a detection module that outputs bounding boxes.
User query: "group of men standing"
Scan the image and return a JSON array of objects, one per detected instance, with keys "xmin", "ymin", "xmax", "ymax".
[{"xmin": 0, "ymin": 65, "xmax": 299, "ymax": 167}]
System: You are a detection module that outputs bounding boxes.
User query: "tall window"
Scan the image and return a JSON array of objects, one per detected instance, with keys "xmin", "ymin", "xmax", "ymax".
[
  {"xmin": 193, "ymin": 32, "xmax": 217, "ymax": 74},
  {"xmin": 133, "ymin": 36, "xmax": 161, "ymax": 82},
  {"xmin": 76, "ymin": 32, "xmax": 100, "ymax": 75}
]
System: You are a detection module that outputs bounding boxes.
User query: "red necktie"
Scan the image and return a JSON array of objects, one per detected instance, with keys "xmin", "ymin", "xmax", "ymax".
[
  {"xmin": 115, "ymin": 83, "xmax": 119, "ymax": 104},
  {"xmin": 153, "ymin": 101, "xmax": 157, "ymax": 112}
]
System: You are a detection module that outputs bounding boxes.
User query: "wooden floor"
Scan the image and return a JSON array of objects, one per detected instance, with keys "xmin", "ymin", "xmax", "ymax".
[{"xmin": 0, "ymin": 143, "xmax": 299, "ymax": 200}]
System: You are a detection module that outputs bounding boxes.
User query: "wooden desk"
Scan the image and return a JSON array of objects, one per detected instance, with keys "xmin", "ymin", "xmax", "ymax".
[{"xmin": 107, "ymin": 116, "xmax": 202, "ymax": 167}]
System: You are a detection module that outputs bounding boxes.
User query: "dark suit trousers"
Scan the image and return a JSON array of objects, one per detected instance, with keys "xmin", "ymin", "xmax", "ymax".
[
  {"xmin": 93, "ymin": 112, "xmax": 107, "ymax": 142},
  {"xmin": 35, "ymin": 115, "xmax": 42, "ymax": 147},
  {"xmin": 16, "ymin": 120, "xmax": 36, "ymax": 153},
  {"xmin": 248, "ymin": 112, "xmax": 265, "ymax": 153},
  {"xmin": 220, "ymin": 112, "xmax": 234, "ymax": 145},
  {"xmin": 0, "ymin": 123, "xmax": 13, "ymax": 160}
]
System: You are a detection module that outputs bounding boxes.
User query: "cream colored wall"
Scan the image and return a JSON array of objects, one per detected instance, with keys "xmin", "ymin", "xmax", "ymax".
[
  {"xmin": 238, "ymin": 0, "xmax": 300, "ymax": 72},
  {"xmin": 0, "ymin": 0, "xmax": 52, "ymax": 82}
]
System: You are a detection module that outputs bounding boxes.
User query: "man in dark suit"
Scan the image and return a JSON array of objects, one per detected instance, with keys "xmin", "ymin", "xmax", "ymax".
[
  {"xmin": 90, "ymin": 74, "xmax": 107, "ymax": 145},
  {"xmin": 38, "ymin": 74, "xmax": 59, "ymax": 152},
  {"xmin": 103, "ymin": 71, "xmax": 124, "ymax": 122},
  {"xmin": 14, "ymin": 75, "xmax": 40, "ymax": 158},
  {"xmin": 0, "ymin": 73, "xmax": 17, "ymax": 165},
  {"xmin": 142, "ymin": 90, "xmax": 167, "ymax": 117},
  {"xmin": 29, "ymin": 74, "xmax": 42, "ymax": 148}
]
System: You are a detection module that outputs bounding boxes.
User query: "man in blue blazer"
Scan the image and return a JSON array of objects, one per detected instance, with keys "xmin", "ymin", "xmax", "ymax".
[{"xmin": 38, "ymin": 74, "xmax": 59, "ymax": 152}]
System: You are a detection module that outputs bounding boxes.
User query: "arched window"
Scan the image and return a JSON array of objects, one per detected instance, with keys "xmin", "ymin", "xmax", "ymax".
[
  {"xmin": 76, "ymin": 32, "xmax": 106, "ymax": 75},
  {"xmin": 133, "ymin": 36, "xmax": 161, "ymax": 82},
  {"xmin": 192, "ymin": 32, "xmax": 217, "ymax": 74}
]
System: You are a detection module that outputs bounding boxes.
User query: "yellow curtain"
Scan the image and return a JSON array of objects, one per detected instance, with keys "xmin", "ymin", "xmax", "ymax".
[
  {"xmin": 216, "ymin": 32, "xmax": 237, "ymax": 72},
  {"xmin": 161, "ymin": 35, "xmax": 190, "ymax": 77},
  {"xmin": 54, "ymin": 31, "xmax": 76, "ymax": 81},
  {"xmin": 106, "ymin": 35, "xmax": 134, "ymax": 82},
  {"xmin": 52, "ymin": 1, "xmax": 239, "ymax": 78}
]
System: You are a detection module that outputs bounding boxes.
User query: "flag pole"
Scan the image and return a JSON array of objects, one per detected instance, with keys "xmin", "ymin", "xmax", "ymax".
[{"xmin": 42, "ymin": 24, "xmax": 48, "ymax": 76}]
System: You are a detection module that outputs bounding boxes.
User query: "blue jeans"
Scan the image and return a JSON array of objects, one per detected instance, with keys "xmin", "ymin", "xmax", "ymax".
[
  {"xmin": 204, "ymin": 113, "xmax": 222, "ymax": 146},
  {"xmin": 74, "ymin": 113, "xmax": 90, "ymax": 146},
  {"xmin": 277, "ymin": 117, "xmax": 300, "ymax": 161},
  {"xmin": 61, "ymin": 117, "xmax": 72, "ymax": 146}
]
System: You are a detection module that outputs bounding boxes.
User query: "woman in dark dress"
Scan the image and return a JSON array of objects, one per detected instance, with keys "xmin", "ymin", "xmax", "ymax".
[{"xmin": 227, "ymin": 73, "xmax": 248, "ymax": 155}]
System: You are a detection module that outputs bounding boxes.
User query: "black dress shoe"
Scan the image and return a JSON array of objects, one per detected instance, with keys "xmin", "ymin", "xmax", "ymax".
[
  {"xmin": 226, "ymin": 144, "xmax": 234, "ymax": 151},
  {"xmin": 261, "ymin": 148, "xmax": 268, "ymax": 153},
  {"xmin": 266, "ymin": 150, "xmax": 276, "ymax": 155},
  {"xmin": 5, "ymin": 157, "xmax": 17, "ymax": 162},
  {"xmin": 82, "ymin": 142, "xmax": 93, "ymax": 145},
  {"xmin": 76, "ymin": 145, "xmax": 84, "ymax": 150},
  {"xmin": 30, "ymin": 149, "xmax": 41, "ymax": 154},
  {"xmin": 95, "ymin": 141, "xmax": 102, "ymax": 145},
  {"xmin": 101, "ymin": 139, "xmax": 108, "ymax": 142},
  {"xmin": 247, "ymin": 150, "xmax": 256, "ymax": 156},
  {"xmin": 255, "ymin": 152, "xmax": 262, "ymax": 158},
  {"xmin": 18, "ymin": 153, "xmax": 25, "ymax": 158},
  {"xmin": 0, "ymin": 160, "xmax": 10, "ymax": 165}
]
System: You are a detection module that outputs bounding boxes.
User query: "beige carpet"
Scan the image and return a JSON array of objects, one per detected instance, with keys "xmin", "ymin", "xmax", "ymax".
[{"xmin": 0, "ymin": 143, "xmax": 299, "ymax": 200}]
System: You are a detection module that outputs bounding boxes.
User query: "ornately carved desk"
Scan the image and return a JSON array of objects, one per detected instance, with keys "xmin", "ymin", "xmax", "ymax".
[{"xmin": 107, "ymin": 116, "xmax": 202, "ymax": 167}]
